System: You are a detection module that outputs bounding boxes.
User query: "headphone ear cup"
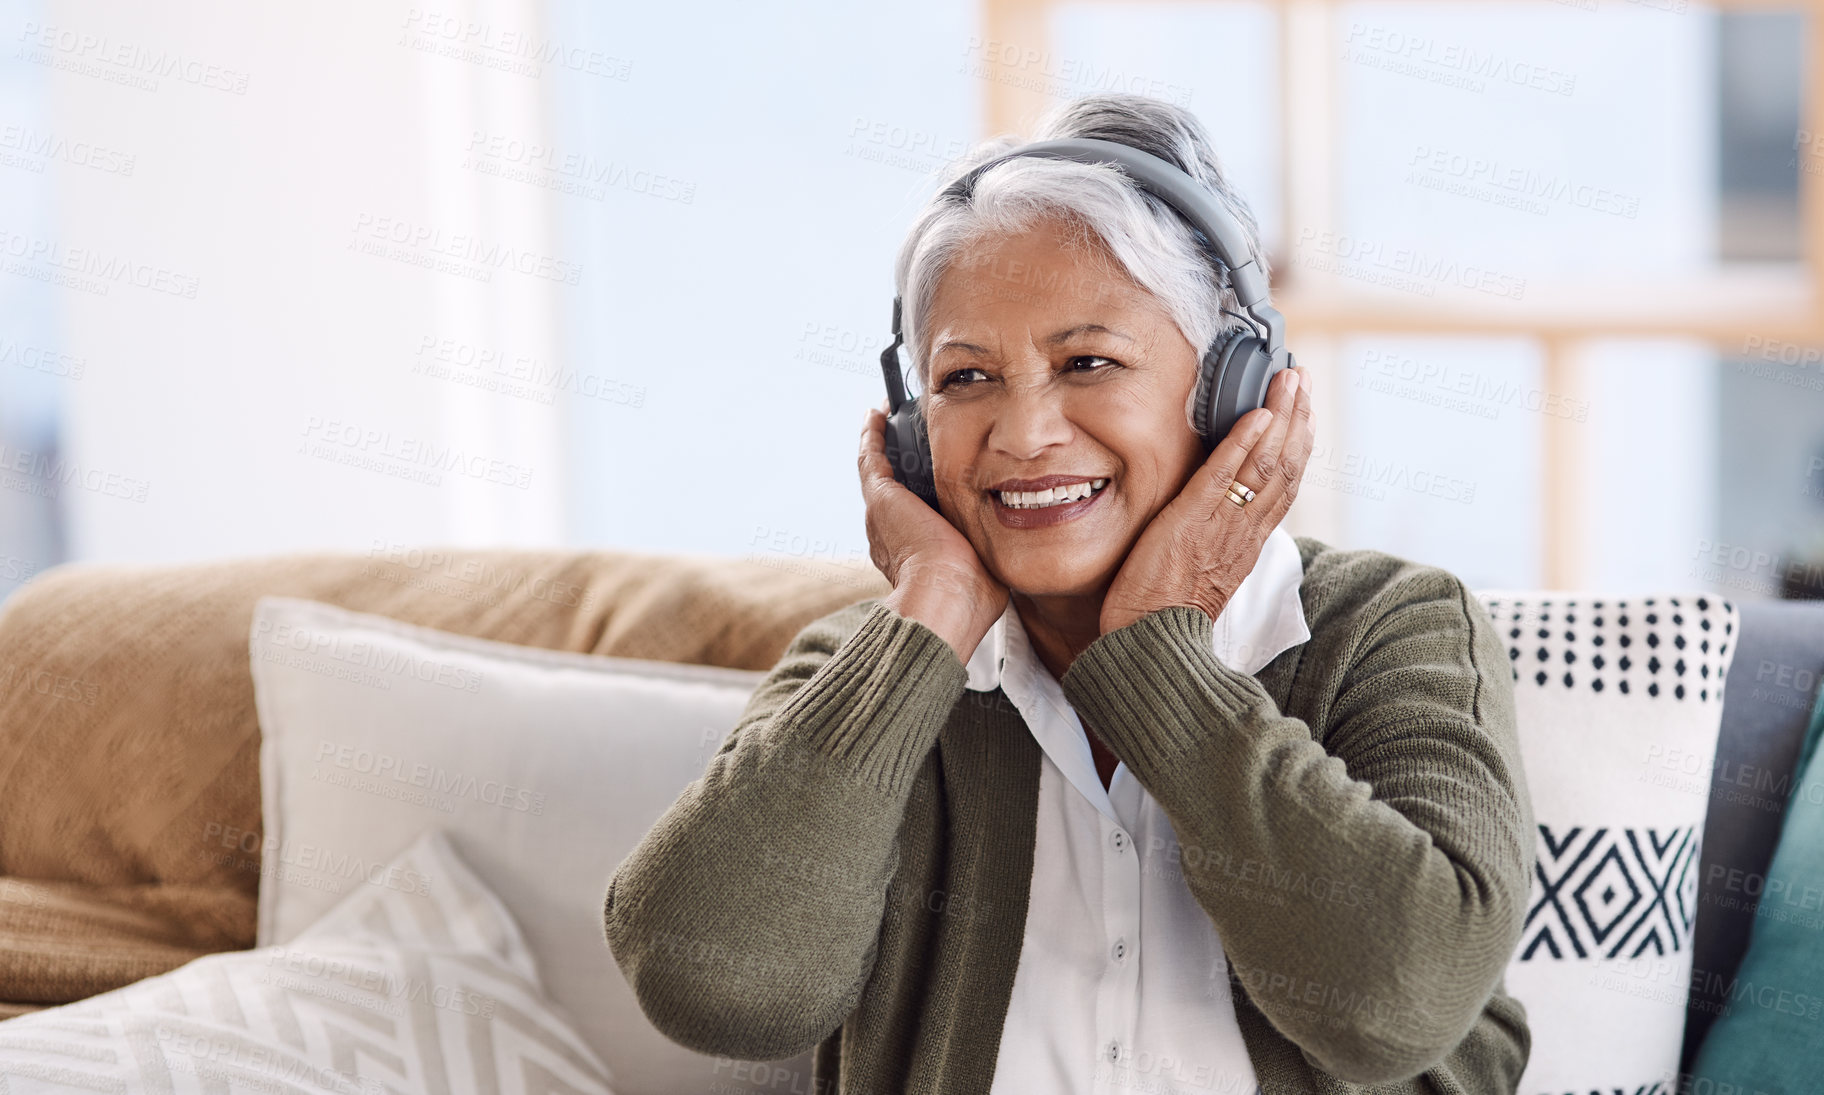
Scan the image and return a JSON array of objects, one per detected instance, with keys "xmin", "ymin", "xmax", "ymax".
[
  {"xmin": 909, "ymin": 402, "xmax": 938, "ymax": 508},
  {"xmin": 884, "ymin": 400, "xmax": 941, "ymax": 509},
  {"xmin": 1196, "ymin": 329, "xmax": 1283, "ymax": 449},
  {"xmin": 1193, "ymin": 327, "xmax": 1249, "ymax": 447}
]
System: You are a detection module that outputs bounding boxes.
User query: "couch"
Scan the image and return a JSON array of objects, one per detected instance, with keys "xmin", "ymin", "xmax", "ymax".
[
  {"xmin": 0, "ymin": 546, "xmax": 891, "ymax": 1020},
  {"xmin": 1680, "ymin": 597, "xmax": 1824, "ymax": 1068},
  {"xmin": 0, "ymin": 543, "xmax": 1817, "ymax": 1084}
]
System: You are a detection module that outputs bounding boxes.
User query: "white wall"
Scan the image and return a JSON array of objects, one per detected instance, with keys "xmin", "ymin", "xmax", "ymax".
[{"xmin": 37, "ymin": 0, "xmax": 568, "ymax": 563}]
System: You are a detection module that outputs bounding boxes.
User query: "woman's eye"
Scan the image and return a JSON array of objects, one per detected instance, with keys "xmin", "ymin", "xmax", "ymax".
[
  {"xmin": 938, "ymin": 367, "xmax": 988, "ymax": 390},
  {"xmin": 1068, "ymin": 355, "xmax": 1120, "ymax": 373}
]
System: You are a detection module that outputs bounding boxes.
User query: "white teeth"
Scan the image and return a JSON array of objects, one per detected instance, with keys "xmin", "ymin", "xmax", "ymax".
[{"xmin": 995, "ymin": 479, "xmax": 1110, "ymax": 509}]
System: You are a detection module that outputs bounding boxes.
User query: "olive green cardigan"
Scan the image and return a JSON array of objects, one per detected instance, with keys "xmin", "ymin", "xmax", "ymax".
[{"xmin": 603, "ymin": 537, "xmax": 1537, "ymax": 1092}]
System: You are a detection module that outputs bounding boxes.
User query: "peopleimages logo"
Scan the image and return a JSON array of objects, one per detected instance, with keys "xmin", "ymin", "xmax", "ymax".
[
  {"xmin": 201, "ymin": 822, "xmax": 434, "ymax": 897},
  {"xmin": 400, "ymin": 9, "xmax": 632, "ymax": 80},
  {"xmin": 1357, "ymin": 348, "xmax": 1589, "ymax": 422},
  {"xmin": 0, "ymin": 227, "xmax": 200, "ymax": 299},
  {"xmin": 312, "ymin": 739, "xmax": 547, "ymax": 815},
  {"xmin": 1342, "ymin": 23, "xmax": 1577, "ymax": 97},
  {"xmin": 1404, "ymin": 144, "xmax": 1639, "ymax": 219},
  {"xmin": 0, "ymin": 339, "xmax": 86, "ymax": 379},
  {"xmin": 0, "ymin": 124, "xmax": 136, "ymax": 175},
  {"xmin": 462, "ymin": 130, "xmax": 694, "ymax": 204},
  {"xmin": 254, "ymin": 617, "xmax": 486, "ymax": 692},
  {"xmin": 15, "ymin": 21, "xmax": 251, "ymax": 95},
  {"xmin": 959, "ymin": 36, "xmax": 1193, "ymax": 107},
  {"xmin": 1296, "ymin": 228, "xmax": 1527, "ymax": 302},
  {"xmin": 349, "ymin": 213, "xmax": 582, "ymax": 286},
  {"xmin": 0, "ymin": 441, "xmax": 151, "ymax": 502},
  {"xmin": 261, "ymin": 946, "xmax": 499, "ymax": 1020},
  {"xmin": 298, "ymin": 415, "xmax": 535, "ymax": 489}
]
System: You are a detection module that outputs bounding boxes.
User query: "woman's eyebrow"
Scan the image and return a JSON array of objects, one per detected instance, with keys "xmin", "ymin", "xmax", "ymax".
[
  {"xmin": 934, "ymin": 339, "xmax": 992, "ymax": 356},
  {"xmin": 1044, "ymin": 323, "xmax": 1132, "ymax": 345},
  {"xmin": 933, "ymin": 324, "xmax": 1130, "ymax": 357}
]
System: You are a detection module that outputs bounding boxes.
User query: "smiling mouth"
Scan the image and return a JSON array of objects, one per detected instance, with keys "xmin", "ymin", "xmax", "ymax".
[{"xmin": 990, "ymin": 478, "xmax": 1110, "ymax": 509}]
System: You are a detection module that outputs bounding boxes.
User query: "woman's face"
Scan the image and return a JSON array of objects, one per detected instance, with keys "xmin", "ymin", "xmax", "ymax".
[{"xmin": 922, "ymin": 215, "xmax": 1206, "ymax": 600}]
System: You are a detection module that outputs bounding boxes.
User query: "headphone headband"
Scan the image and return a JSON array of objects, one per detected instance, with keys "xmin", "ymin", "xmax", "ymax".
[{"xmin": 941, "ymin": 137, "xmax": 1270, "ymax": 313}]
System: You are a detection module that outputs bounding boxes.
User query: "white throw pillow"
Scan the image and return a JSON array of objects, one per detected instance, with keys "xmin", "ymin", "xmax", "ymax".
[
  {"xmin": 1476, "ymin": 592, "xmax": 1738, "ymax": 1092},
  {"xmin": 0, "ymin": 828, "xmax": 615, "ymax": 1094},
  {"xmin": 248, "ymin": 596, "xmax": 816, "ymax": 1095}
]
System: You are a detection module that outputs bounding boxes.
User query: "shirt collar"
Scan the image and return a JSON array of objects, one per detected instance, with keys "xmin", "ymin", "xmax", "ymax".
[{"xmin": 962, "ymin": 526, "xmax": 1310, "ymax": 692}]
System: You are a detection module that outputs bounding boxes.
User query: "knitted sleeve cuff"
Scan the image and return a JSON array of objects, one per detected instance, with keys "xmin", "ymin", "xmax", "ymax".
[
  {"xmin": 770, "ymin": 601, "xmax": 968, "ymax": 793},
  {"xmin": 1059, "ymin": 604, "xmax": 1276, "ymax": 778}
]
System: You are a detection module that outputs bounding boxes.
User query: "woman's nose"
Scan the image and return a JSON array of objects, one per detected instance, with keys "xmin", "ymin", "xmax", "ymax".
[{"xmin": 987, "ymin": 381, "xmax": 1075, "ymax": 459}]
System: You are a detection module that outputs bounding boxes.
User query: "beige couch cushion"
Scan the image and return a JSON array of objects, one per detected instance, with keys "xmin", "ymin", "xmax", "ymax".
[{"xmin": 0, "ymin": 547, "xmax": 885, "ymax": 1008}]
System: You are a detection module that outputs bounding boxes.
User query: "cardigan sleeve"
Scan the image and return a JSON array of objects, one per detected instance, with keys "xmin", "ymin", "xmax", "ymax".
[
  {"xmin": 602, "ymin": 599, "xmax": 967, "ymax": 1062},
  {"xmin": 1058, "ymin": 567, "xmax": 1535, "ymax": 1085}
]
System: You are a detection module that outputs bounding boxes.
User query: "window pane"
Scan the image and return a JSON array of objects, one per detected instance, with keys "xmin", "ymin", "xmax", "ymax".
[
  {"xmin": 1716, "ymin": 9, "xmax": 1803, "ymax": 262},
  {"xmin": 1334, "ymin": 2, "xmax": 1716, "ymax": 282},
  {"xmin": 1576, "ymin": 340, "xmax": 1723, "ymax": 596},
  {"xmin": 1333, "ymin": 336, "xmax": 1543, "ymax": 589},
  {"xmin": 1715, "ymin": 336, "xmax": 1824, "ymax": 599},
  {"xmin": 0, "ymin": 0, "xmax": 66, "ymax": 605}
]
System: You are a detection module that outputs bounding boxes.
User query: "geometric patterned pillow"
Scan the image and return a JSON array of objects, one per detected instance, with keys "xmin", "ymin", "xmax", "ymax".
[
  {"xmin": 0, "ymin": 829, "xmax": 616, "ymax": 1093},
  {"xmin": 1476, "ymin": 593, "xmax": 1738, "ymax": 1095}
]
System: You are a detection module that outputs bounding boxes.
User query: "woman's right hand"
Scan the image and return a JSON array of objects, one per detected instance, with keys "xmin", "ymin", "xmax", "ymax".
[{"xmin": 859, "ymin": 402, "xmax": 1009, "ymax": 664}]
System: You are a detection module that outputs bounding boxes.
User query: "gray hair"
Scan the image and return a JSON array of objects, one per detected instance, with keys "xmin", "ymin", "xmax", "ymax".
[{"xmin": 892, "ymin": 93, "xmax": 1268, "ymax": 405}]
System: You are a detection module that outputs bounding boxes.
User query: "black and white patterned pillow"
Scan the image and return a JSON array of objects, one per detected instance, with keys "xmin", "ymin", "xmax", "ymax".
[
  {"xmin": 1475, "ymin": 592, "xmax": 1738, "ymax": 1095},
  {"xmin": 1486, "ymin": 594, "xmax": 1733, "ymax": 702}
]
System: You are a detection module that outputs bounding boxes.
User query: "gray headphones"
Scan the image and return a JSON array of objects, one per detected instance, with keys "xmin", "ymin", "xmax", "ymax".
[{"xmin": 877, "ymin": 136, "xmax": 1293, "ymax": 509}]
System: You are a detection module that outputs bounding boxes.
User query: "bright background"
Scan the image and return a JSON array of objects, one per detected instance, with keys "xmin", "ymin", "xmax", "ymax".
[{"xmin": 2, "ymin": 0, "xmax": 1822, "ymax": 604}]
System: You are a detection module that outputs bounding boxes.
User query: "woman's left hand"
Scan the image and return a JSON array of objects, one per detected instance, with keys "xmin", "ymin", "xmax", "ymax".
[{"xmin": 1099, "ymin": 364, "xmax": 1315, "ymax": 636}]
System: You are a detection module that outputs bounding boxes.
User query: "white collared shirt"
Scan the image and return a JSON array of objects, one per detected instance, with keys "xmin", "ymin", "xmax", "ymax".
[{"xmin": 973, "ymin": 527, "xmax": 1311, "ymax": 1095}]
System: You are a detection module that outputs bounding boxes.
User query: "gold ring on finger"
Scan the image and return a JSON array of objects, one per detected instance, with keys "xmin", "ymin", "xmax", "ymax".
[{"xmin": 1225, "ymin": 480, "xmax": 1257, "ymax": 508}]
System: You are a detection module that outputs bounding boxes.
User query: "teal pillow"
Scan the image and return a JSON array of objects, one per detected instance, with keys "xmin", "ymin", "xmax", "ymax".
[{"xmin": 1690, "ymin": 681, "xmax": 1824, "ymax": 1090}]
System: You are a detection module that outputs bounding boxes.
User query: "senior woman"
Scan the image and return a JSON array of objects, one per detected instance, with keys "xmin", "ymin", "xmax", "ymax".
[{"xmin": 604, "ymin": 93, "xmax": 1535, "ymax": 1094}]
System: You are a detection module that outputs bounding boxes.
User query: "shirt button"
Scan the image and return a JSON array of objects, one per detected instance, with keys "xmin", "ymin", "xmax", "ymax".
[
  {"xmin": 1106, "ymin": 1040, "xmax": 1122, "ymax": 1063},
  {"xmin": 1110, "ymin": 938, "xmax": 1128, "ymax": 963},
  {"xmin": 1110, "ymin": 830, "xmax": 1128, "ymax": 853}
]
